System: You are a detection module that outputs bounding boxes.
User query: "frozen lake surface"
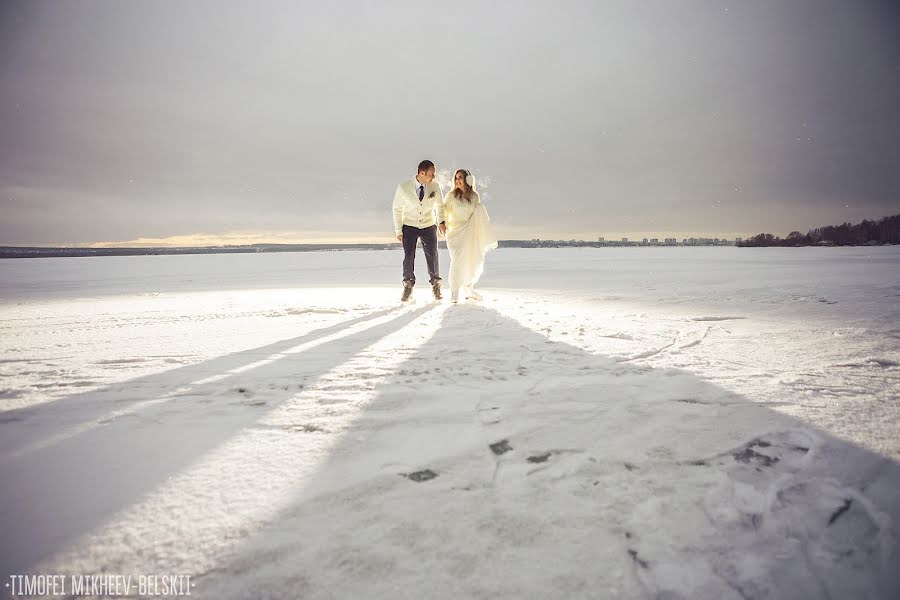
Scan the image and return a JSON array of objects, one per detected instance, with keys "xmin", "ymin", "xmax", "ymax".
[{"xmin": 1, "ymin": 247, "xmax": 898, "ymax": 598}]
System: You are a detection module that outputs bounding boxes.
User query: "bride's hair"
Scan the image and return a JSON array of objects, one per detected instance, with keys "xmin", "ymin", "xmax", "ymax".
[{"xmin": 452, "ymin": 169, "xmax": 476, "ymax": 202}]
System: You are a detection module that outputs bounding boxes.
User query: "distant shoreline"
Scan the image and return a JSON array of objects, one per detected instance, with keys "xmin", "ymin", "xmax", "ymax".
[
  {"xmin": 2, "ymin": 240, "xmax": 896, "ymax": 259},
  {"xmin": 0, "ymin": 244, "xmax": 400, "ymax": 259}
]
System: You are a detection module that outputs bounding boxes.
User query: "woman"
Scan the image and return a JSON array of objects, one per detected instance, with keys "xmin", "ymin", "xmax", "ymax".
[{"xmin": 443, "ymin": 169, "xmax": 498, "ymax": 303}]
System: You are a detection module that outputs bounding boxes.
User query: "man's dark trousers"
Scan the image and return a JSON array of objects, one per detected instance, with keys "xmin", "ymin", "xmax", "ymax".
[{"xmin": 402, "ymin": 224, "xmax": 441, "ymax": 285}]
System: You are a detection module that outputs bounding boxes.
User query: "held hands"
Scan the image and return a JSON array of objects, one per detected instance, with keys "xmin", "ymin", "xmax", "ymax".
[{"xmin": 397, "ymin": 234, "xmax": 403, "ymax": 242}]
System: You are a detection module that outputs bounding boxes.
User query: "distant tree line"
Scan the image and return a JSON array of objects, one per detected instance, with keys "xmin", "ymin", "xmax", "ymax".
[{"xmin": 738, "ymin": 213, "xmax": 900, "ymax": 247}]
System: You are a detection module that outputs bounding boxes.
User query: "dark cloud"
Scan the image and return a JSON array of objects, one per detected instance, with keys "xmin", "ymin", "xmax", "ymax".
[{"xmin": 2, "ymin": 0, "xmax": 898, "ymax": 244}]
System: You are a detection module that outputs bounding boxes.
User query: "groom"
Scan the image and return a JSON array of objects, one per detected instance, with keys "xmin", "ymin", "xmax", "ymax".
[{"xmin": 392, "ymin": 159, "xmax": 447, "ymax": 302}]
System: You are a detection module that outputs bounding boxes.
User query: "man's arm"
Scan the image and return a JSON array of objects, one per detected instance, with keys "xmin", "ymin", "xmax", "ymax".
[
  {"xmin": 435, "ymin": 183, "xmax": 447, "ymax": 234},
  {"xmin": 392, "ymin": 184, "xmax": 404, "ymax": 240}
]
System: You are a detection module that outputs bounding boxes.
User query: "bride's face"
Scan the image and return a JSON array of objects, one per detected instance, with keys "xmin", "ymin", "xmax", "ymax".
[{"xmin": 454, "ymin": 171, "xmax": 466, "ymax": 189}]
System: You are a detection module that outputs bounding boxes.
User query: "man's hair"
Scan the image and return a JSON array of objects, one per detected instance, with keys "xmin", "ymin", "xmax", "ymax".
[{"xmin": 417, "ymin": 159, "xmax": 435, "ymax": 174}]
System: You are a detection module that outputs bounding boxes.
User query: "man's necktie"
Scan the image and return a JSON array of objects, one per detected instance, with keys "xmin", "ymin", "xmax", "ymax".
[{"xmin": 418, "ymin": 185, "xmax": 424, "ymax": 201}]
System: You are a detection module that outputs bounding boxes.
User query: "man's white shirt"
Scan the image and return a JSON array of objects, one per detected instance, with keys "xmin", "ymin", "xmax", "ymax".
[{"xmin": 392, "ymin": 177, "xmax": 446, "ymax": 235}]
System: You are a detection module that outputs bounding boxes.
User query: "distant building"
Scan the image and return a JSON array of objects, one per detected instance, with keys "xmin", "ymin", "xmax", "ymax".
[
  {"xmin": 598, "ymin": 237, "xmax": 605, "ymax": 243},
  {"xmin": 650, "ymin": 238, "xmax": 659, "ymax": 245},
  {"xmin": 622, "ymin": 237, "xmax": 628, "ymax": 243}
]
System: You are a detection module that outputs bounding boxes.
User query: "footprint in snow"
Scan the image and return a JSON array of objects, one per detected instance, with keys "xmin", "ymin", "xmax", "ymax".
[
  {"xmin": 489, "ymin": 439, "xmax": 513, "ymax": 455},
  {"xmin": 401, "ymin": 469, "xmax": 438, "ymax": 482}
]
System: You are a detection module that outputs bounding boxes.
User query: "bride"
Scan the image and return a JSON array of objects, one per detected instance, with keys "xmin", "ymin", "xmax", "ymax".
[{"xmin": 443, "ymin": 169, "xmax": 498, "ymax": 303}]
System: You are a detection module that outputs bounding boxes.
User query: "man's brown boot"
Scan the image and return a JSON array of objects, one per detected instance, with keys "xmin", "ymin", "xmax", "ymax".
[
  {"xmin": 432, "ymin": 281, "xmax": 443, "ymax": 301},
  {"xmin": 401, "ymin": 281, "xmax": 414, "ymax": 302}
]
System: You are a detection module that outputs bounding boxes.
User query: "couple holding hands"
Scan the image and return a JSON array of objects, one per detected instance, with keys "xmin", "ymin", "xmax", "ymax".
[{"xmin": 392, "ymin": 159, "xmax": 497, "ymax": 304}]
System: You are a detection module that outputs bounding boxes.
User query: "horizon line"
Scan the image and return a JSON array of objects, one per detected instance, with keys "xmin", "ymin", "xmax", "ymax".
[
  {"xmin": 6, "ymin": 212, "xmax": 897, "ymax": 249},
  {"xmin": 1, "ymin": 237, "xmax": 751, "ymax": 250}
]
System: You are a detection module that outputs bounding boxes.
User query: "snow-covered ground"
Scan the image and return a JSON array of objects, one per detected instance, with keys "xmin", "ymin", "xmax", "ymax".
[{"xmin": 1, "ymin": 247, "xmax": 898, "ymax": 599}]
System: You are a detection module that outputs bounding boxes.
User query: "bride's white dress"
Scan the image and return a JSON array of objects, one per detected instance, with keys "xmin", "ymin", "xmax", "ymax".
[{"xmin": 444, "ymin": 190, "xmax": 498, "ymax": 300}]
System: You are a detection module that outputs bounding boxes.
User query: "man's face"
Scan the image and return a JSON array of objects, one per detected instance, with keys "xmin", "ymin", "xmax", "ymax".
[{"xmin": 419, "ymin": 167, "xmax": 436, "ymax": 184}]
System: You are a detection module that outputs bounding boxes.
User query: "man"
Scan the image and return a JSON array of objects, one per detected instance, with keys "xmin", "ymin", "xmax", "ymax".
[{"xmin": 392, "ymin": 159, "xmax": 447, "ymax": 302}]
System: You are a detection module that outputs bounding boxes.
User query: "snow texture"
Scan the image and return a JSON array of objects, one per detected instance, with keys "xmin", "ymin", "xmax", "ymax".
[{"xmin": 1, "ymin": 247, "xmax": 898, "ymax": 599}]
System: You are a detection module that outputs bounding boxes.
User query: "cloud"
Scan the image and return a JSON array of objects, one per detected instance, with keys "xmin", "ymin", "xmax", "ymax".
[{"xmin": 2, "ymin": 0, "xmax": 899, "ymax": 245}]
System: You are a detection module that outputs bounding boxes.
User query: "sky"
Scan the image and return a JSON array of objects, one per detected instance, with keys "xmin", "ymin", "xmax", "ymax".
[{"xmin": 2, "ymin": 0, "xmax": 899, "ymax": 246}]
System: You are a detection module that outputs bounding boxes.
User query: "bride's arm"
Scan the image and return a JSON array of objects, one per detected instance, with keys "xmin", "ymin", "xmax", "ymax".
[{"xmin": 443, "ymin": 192, "xmax": 454, "ymax": 215}]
